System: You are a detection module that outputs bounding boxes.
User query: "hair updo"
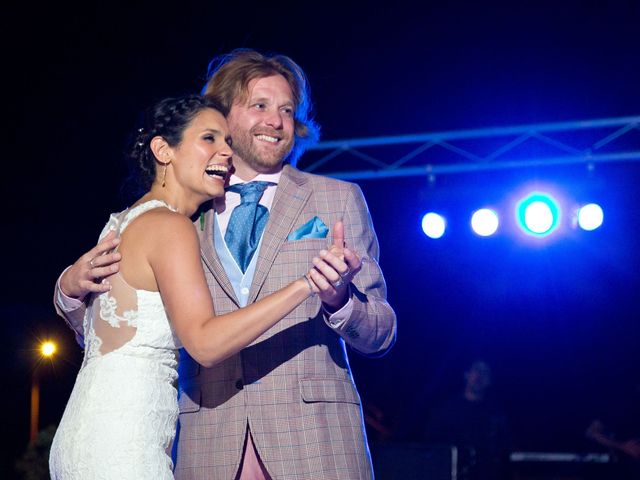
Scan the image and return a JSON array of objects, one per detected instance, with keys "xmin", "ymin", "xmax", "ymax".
[{"xmin": 128, "ymin": 94, "xmax": 228, "ymax": 193}]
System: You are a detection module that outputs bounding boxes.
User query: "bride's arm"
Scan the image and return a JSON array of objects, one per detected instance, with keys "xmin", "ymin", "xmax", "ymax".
[{"xmin": 148, "ymin": 212, "xmax": 314, "ymax": 368}]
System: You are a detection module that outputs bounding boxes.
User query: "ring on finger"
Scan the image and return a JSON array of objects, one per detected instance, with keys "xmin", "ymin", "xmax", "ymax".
[
  {"xmin": 332, "ymin": 278, "xmax": 345, "ymax": 288},
  {"xmin": 340, "ymin": 267, "xmax": 351, "ymax": 279}
]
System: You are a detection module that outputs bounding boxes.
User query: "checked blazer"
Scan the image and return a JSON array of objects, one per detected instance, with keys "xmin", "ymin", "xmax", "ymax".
[{"xmin": 174, "ymin": 165, "xmax": 396, "ymax": 480}]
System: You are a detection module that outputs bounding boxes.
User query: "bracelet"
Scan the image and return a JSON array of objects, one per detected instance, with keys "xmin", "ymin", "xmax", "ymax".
[{"xmin": 302, "ymin": 274, "xmax": 316, "ymax": 297}]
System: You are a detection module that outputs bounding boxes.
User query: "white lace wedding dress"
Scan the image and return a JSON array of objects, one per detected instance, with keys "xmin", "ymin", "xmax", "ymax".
[{"xmin": 50, "ymin": 200, "xmax": 183, "ymax": 479}]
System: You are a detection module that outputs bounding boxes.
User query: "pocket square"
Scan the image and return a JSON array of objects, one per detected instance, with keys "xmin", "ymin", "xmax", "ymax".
[{"xmin": 287, "ymin": 216, "xmax": 329, "ymax": 240}]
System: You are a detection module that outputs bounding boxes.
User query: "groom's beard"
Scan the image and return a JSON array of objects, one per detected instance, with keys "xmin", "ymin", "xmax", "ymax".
[{"xmin": 231, "ymin": 126, "xmax": 293, "ymax": 174}]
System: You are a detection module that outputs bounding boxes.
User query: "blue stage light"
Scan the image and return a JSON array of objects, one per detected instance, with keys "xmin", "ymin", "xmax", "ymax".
[
  {"xmin": 471, "ymin": 208, "xmax": 499, "ymax": 237},
  {"xmin": 577, "ymin": 203, "xmax": 603, "ymax": 231},
  {"xmin": 422, "ymin": 212, "xmax": 446, "ymax": 239},
  {"xmin": 517, "ymin": 193, "xmax": 560, "ymax": 236}
]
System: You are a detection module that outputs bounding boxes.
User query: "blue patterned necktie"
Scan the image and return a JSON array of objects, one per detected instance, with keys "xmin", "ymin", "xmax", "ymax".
[{"xmin": 224, "ymin": 181, "xmax": 275, "ymax": 272}]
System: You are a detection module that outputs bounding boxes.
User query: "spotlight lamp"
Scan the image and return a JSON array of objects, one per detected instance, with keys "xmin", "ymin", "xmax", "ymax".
[
  {"xmin": 471, "ymin": 208, "xmax": 499, "ymax": 237},
  {"xmin": 577, "ymin": 203, "xmax": 604, "ymax": 231},
  {"xmin": 516, "ymin": 193, "xmax": 560, "ymax": 237},
  {"xmin": 422, "ymin": 212, "xmax": 446, "ymax": 239}
]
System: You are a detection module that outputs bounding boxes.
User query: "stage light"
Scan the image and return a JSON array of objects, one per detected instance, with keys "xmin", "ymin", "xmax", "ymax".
[
  {"xmin": 471, "ymin": 208, "xmax": 499, "ymax": 237},
  {"xmin": 422, "ymin": 212, "xmax": 446, "ymax": 239},
  {"xmin": 577, "ymin": 203, "xmax": 603, "ymax": 231},
  {"xmin": 517, "ymin": 193, "xmax": 560, "ymax": 236}
]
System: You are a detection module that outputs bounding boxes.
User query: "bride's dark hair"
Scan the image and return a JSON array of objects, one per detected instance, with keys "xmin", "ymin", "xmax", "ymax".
[{"xmin": 125, "ymin": 95, "xmax": 227, "ymax": 196}]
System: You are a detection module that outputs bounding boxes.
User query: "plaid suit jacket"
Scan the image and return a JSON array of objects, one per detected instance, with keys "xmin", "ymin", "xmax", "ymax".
[{"xmin": 174, "ymin": 165, "xmax": 396, "ymax": 480}]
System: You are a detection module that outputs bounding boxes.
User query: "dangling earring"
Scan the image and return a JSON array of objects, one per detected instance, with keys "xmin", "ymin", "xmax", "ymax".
[{"xmin": 161, "ymin": 163, "xmax": 167, "ymax": 188}]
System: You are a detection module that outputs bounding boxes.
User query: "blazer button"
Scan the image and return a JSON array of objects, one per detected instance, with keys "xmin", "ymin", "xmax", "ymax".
[{"xmin": 235, "ymin": 379, "xmax": 244, "ymax": 390}]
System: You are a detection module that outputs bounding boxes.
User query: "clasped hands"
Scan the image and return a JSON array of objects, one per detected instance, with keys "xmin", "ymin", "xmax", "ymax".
[{"xmin": 305, "ymin": 221, "xmax": 362, "ymax": 311}]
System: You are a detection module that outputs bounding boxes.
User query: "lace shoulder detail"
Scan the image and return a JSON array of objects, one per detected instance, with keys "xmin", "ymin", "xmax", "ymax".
[{"xmin": 97, "ymin": 212, "xmax": 121, "ymax": 241}]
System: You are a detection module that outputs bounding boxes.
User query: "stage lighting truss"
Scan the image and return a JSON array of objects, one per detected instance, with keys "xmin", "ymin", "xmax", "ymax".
[{"xmin": 299, "ymin": 116, "xmax": 640, "ymax": 180}]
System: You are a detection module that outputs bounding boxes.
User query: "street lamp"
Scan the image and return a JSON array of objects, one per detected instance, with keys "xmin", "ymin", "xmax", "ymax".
[
  {"xmin": 41, "ymin": 341, "xmax": 56, "ymax": 357},
  {"xmin": 31, "ymin": 340, "xmax": 57, "ymax": 443}
]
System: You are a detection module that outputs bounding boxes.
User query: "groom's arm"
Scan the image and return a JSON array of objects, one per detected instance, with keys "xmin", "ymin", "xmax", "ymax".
[
  {"xmin": 322, "ymin": 183, "xmax": 397, "ymax": 356},
  {"xmin": 54, "ymin": 271, "xmax": 87, "ymax": 347}
]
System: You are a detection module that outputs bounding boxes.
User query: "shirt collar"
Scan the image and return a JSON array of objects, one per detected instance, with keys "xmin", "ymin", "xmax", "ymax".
[{"xmin": 229, "ymin": 170, "xmax": 282, "ymax": 187}]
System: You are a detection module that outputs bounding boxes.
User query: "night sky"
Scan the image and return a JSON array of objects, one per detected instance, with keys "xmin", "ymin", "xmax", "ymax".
[{"xmin": 4, "ymin": 1, "xmax": 640, "ymax": 477}]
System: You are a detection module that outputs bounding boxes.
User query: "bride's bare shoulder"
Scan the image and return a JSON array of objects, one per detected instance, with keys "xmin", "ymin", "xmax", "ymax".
[{"xmin": 122, "ymin": 208, "xmax": 198, "ymax": 251}]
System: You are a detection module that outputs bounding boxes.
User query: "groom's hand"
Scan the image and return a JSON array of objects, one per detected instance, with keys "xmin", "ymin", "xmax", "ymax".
[
  {"xmin": 60, "ymin": 230, "xmax": 122, "ymax": 300},
  {"xmin": 309, "ymin": 221, "xmax": 362, "ymax": 311}
]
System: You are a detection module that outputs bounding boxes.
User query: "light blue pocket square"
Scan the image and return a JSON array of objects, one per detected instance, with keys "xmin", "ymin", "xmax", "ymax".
[{"xmin": 287, "ymin": 216, "xmax": 329, "ymax": 241}]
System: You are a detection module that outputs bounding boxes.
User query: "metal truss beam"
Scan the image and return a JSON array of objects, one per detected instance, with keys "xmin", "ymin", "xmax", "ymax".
[{"xmin": 299, "ymin": 116, "xmax": 640, "ymax": 180}]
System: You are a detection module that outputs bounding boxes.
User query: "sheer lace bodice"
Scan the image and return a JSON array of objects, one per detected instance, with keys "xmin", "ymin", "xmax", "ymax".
[
  {"xmin": 50, "ymin": 200, "xmax": 183, "ymax": 480},
  {"xmin": 83, "ymin": 200, "xmax": 182, "ymax": 363}
]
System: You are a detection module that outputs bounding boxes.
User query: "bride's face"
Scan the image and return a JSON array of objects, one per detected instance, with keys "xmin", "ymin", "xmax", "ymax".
[{"xmin": 169, "ymin": 108, "xmax": 233, "ymax": 201}]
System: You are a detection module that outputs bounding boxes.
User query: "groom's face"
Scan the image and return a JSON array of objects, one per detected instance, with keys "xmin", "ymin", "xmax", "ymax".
[{"xmin": 226, "ymin": 74, "xmax": 295, "ymax": 179}]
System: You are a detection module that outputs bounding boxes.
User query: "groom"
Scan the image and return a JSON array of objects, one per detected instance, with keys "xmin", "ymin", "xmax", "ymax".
[{"xmin": 55, "ymin": 49, "xmax": 396, "ymax": 479}]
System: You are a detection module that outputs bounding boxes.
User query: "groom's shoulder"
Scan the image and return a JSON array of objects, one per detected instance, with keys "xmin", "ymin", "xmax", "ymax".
[{"xmin": 285, "ymin": 164, "xmax": 358, "ymax": 193}]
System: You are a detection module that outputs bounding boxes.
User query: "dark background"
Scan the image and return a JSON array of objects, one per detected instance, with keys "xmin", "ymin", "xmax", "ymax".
[{"xmin": 4, "ymin": 0, "xmax": 639, "ymax": 477}]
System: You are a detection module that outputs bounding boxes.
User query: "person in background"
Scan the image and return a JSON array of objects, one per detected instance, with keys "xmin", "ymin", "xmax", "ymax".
[{"xmin": 421, "ymin": 360, "xmax": 511, "ymax": 480}]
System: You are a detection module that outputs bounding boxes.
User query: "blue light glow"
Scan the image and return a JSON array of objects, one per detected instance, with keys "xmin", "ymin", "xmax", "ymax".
[
  {"xmin": 471, "ymin": 208, "xmax": 499, "ymax": 237},
  {"xmin": 517, "ymin": 193, "xmax": 560, "ymax": 236},
  {"xmin": 577, "ymin": 203, "xmax": 604, "ymax": 231},
  {"xmin": 422, "ymin": 212, "xmax": 446, "ymax": 239}
]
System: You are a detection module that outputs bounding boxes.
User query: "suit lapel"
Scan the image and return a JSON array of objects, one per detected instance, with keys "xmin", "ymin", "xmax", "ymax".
[
  {"xmin": 249, "ymin": 165, "xmax": 311, "ymax": 303},
  {"xmin": 196, "ymin": 203, "xmax": 240, "ymax": 307}
]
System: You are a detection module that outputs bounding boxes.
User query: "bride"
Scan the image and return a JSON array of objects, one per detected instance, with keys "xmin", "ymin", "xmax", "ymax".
[{"xmin": 49, "ymin": 95, "xmax": 356, "ymax": 479}]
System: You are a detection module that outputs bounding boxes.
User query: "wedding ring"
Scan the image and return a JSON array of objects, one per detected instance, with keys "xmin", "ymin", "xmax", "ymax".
[{"xmin": 332, "ymin": 278, "xmax": 344, "ymax": 289}]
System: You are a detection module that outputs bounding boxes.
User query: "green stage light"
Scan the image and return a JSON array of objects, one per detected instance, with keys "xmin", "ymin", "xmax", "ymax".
[{"xmin": 516, "ymin": 193, "xmax": 560, "ymax": 237}]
